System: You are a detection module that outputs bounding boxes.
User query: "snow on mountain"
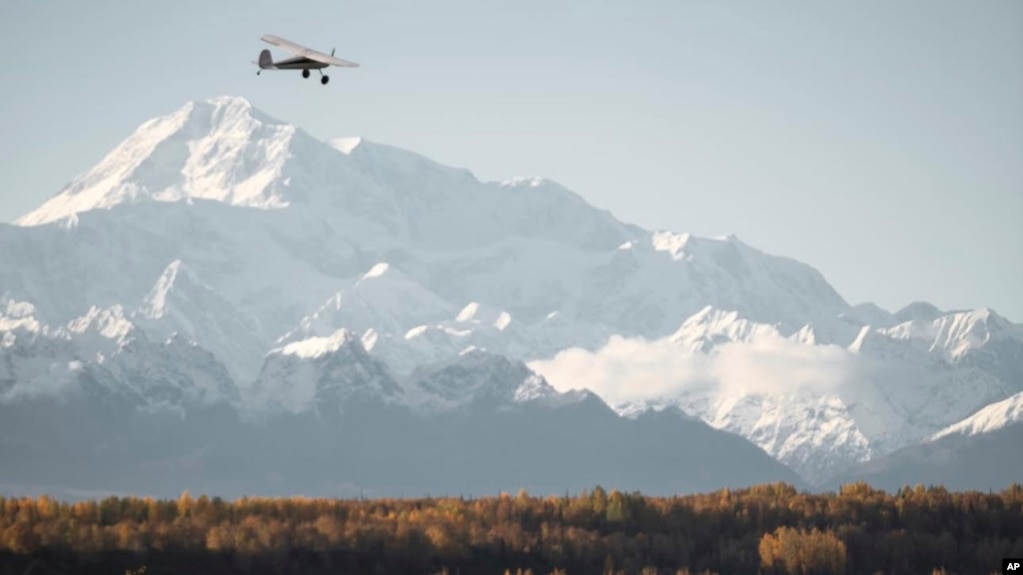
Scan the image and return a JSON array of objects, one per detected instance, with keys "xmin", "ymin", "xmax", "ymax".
[
  {"xmin": 83, "ymin": 101, "xmax": 616, "ymax": 254},
  {"xmin": 673, "ymin": 389, "xmax": 873, "ymax": 483},
  {"xmin": 252, "ymin": 328, "xmax": 403, "ymax": 417},
  {"xmin": 669, "ymin": 306, "xmax": 782, "ymax": 353},
  {"xmin": 391, "ymin": 324, "xmax": 469, "ymax": 374},
  {"xmin": 3, "ymin": 259, "xmax": 266, "ymax": 390},
  {"xmin": 533, "ymin": 302, "xmax": 1023, "ymax": 483},
  {"xmin": 64, "ymin": 305, "xmax": 135, "ymax": 342},
  {"xmin": 0, "ymin": 300, "xmax": 139, "ymax": 401},
  {"xmin": 83, "ymin": 332, "xmax": 240, "ymax": 412},
  {"xmin": 456, "ymin": 301, "xmax": 507, "ymax": 329},
  {"xmin": 638, "ymin": 232, "xmax": 846, "ymax": 333},
  {"xmin": 774, "ymin": 308, "xmax": 1020, "ymax": 481},
  {"xmin": 9, "ymin": 97, "xmax": 848, "ymax": 333},
  {"xmin": 929, "ymin": 391, "xmax": 1023, "ymax": 441},
  {"xmin": 134, "ymin": 259, "xmax": 270, "ymax": 383},
  {"xmin": 4, "ymin": 95, "xmax": 1021, "ymax": 489},
  {"xmin": 403, "ymin": 302, "xmax": 524, "ymax": 357},
  {"xmin": 405, "ymin": 349, "xmax": 576, "ymax": 413},
  {"xmin": 1, "ymin": 301, "xmax": 82, "ymax": 402},
  {"xmin": 287, "ymin": 290, "xmax": 533, "ymax": 379},
  {"xmin": 829, "ymin": 399, "xmax": 1023, "ymax": 492},
  {"xmin": 639, "ymin": 308, "xmax": 876, "ymax": 482},
  {"xmin": 1, "ymin": 300, "xmax": 41, "ymax": 328},
  {"xmin": 252, "ymin": 329, "xmax": 581, "ymax": 419},
  {"xmin": 4, "ymin": 97, "xmax": 642, "ymax": 344},
  {"xmin": 331, "ymin": 292, "xmax": 605, "ymax": 378},
  {"xmin": 849, "ymin": 311, "xmax": 1021, "ymax": 436},
  {"xmin": 18, "ymin": 97, "xmax": 297, "ymax": 226},
  {"xmin": 278, "ymin": 261, "xmax": 456, "ymax": 347},
  {"xmin": 0, "ymin": 298, "xmax": 239, "ymax": 410},
  {"xmin": 882, "ymin": 307, "xmax": 1023, "ymax": 363}
]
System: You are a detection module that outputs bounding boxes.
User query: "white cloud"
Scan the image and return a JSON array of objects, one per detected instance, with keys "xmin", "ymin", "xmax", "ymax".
[{"xmin": 528, "ymin": 334, "xmax": 862, "ymax": 406}]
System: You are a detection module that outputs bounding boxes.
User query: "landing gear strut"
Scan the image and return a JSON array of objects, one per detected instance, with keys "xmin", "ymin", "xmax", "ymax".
[{"xmin": 302, "ymin": 69, "xmax": 310, "ymax": 79}]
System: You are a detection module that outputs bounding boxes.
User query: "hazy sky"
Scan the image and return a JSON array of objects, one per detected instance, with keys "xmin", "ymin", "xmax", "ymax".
[{"xmin": 1, "ymin": 0, "xmax": 1020, "ymax": 320}]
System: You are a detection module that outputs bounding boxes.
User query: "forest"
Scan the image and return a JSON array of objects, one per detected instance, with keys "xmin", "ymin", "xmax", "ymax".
[{"xmin": 0, "ymin": 482, "xmax": 1020, "ymax": 574}]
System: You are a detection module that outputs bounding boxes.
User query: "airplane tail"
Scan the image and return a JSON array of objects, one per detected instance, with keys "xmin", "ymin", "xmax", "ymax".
[{"xmin": 257, "ymin": 49, "xmax": 274, "ymax": 69}]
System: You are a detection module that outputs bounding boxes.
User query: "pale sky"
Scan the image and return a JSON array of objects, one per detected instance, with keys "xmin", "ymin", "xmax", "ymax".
[{"xmin": 1, "ymin": 0, "xmax": 1020, "ymax": 321}]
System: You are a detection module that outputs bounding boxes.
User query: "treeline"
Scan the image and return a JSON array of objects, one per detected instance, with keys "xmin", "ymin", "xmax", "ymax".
[{"xmin": 0, "ymin": 482, "xmax": 1021, "ymax": 574}]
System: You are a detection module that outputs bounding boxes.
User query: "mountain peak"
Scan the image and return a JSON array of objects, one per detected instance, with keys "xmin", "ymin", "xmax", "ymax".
[
  {"xmin": 892, "ymin": 301, "xmax": 944, "ymax": 323},
  {"xmin": 669, "ymin": 306, "xmax": 781, "ymax": 351},
  {"xmin": 16, "ymin": 96, "xmax": 297, "ymax": 226},
  {"xmin": 882, "ymin": 306, "xmax": 1022, "ymax": 360},
  {"xmin": 200, "ymin": 94, "xmax": 252, "ymax": 109}
]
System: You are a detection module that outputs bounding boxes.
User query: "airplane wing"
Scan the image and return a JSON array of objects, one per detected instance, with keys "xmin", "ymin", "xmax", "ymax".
[{"xmin": 261, "ymin": 34, "xmax": 360, "ymax": 67}]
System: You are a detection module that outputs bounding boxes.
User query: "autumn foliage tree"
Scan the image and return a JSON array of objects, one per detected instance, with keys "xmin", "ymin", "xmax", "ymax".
[
  {"xmin": 758, "ymin": 526, "xmax": 847, "ymax": 574},
  {"xmin": 0, "ymin": 483, "xmax": 1018, "ymax": 574}
]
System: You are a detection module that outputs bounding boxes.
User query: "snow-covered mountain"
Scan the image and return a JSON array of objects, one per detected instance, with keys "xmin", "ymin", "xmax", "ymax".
[
  {"xmin": 828, "ymin": 392, "xmax": 1023, "ymax": 492},
  {"xmin": 252, "ymin": 327, "xmax": 403, "ymax": 416},
  {"xmin": 0, "ymin": 299, "xmax": 239, "ymax": 411},
  {"xmin": 533, "ymin": 304, "xmax": 1022, "ymax": 484},
  {"xmin": 3, "ymin": 95, "xmax": 1021, "ymax": 494},
  {"xmin": 929, "ymin": 391, "xmax": 1023, "ymax": 441}
]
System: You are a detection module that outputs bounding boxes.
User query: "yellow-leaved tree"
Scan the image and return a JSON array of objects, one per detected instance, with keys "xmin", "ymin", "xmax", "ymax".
[{"xmin": 759, "ymin": 526, "xmax": 847, "ymax": 574}]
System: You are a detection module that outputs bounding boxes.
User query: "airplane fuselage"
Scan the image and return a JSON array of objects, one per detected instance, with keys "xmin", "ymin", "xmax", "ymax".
[{"xmin": 262, "ymin": 55, "xmax": 329, "ymax": 71}]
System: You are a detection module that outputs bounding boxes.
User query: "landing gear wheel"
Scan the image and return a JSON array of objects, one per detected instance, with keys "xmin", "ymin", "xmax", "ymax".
[
  {"xmin": 302, "ymin": 69, "xmax": 310, "ymax": 79},
  {"xmin": 321, "ymin": 75, "xmax": 330, "ymax": 85}
]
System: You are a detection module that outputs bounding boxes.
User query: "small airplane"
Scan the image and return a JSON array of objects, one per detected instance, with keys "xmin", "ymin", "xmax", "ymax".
[{"xmin": 255, "ymin": 34, "xmax": 359, "ymax": 85}]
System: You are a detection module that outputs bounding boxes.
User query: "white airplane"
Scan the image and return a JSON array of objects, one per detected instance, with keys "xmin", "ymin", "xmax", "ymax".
[{"xmin": 256, "ymin": 34, "xmax": 359, "ymax": 85}]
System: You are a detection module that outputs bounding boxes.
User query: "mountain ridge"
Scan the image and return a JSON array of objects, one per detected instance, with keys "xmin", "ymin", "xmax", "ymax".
[{"xmin": 3, "ymin": 95, "xmax": 1020, "ymax": 494}]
